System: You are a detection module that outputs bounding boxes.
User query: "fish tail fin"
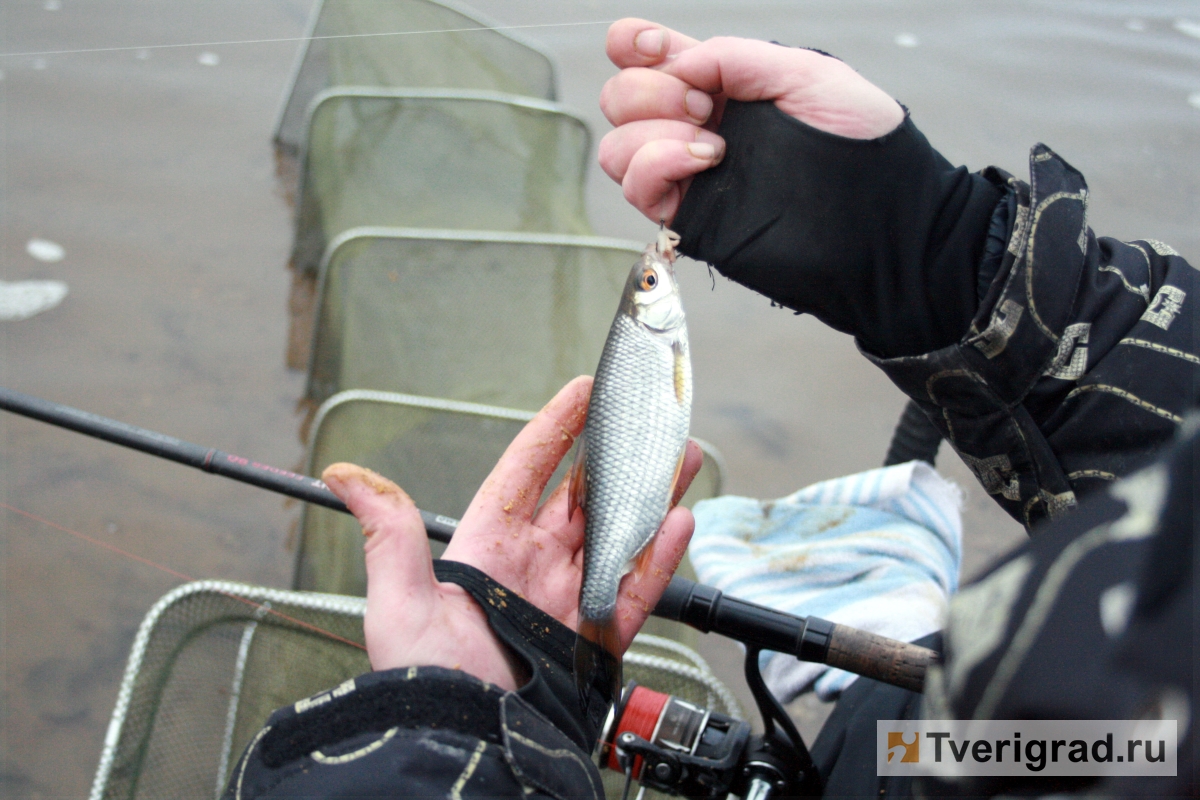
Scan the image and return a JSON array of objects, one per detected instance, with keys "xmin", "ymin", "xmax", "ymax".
[{"xmin": 574, "ymin": 617, "xmax": 622, "ymax": 718}]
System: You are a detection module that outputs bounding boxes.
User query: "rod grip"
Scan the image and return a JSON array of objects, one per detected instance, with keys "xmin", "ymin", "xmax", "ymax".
[{"xmin": 824, "ymin": 623, "xmax": 938, "ymax": 694}]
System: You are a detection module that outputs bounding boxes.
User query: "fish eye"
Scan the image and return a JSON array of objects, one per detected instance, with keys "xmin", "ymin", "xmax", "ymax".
[{"xmin": 639, "ymin": 269, "xmax": 658, "ymax": 291}]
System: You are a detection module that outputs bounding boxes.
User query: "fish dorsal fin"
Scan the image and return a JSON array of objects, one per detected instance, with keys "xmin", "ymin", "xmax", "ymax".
[{"xmin": 567, "ymin": 431, "xmax": 588, "ymax": 521}]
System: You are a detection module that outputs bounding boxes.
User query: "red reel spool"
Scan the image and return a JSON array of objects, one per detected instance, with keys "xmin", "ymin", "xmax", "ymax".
[{"xmin": 606, "ymin": 685, "xmax": 670, "ymax": 776}]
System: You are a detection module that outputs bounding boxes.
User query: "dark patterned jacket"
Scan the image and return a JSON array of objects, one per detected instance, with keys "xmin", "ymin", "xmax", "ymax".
[
  {"xmin": 919, "ymin": 415, "xmax": 1198, "ymax": 797},
  {"xmin": 872, "ymin": 157, "xmax": 1195, "ymax": 528}
]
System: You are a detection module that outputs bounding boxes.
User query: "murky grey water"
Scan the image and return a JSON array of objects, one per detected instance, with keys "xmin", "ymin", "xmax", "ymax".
[{"xmin": 1, "ymin": 0, "xmax": 1196, "ymax": 794}]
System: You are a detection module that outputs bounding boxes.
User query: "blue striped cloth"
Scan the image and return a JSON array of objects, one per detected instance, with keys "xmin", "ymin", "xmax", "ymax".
[{"xmin": 689, "ymin": 460, "xmax": 962, "ymax": 701}]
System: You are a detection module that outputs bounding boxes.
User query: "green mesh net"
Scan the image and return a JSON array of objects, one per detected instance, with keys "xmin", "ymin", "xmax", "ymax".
[
  {"xmin": 89, "ymin": 582, "xmax": 371, "ymax": 800},
  {"xmin": 273, "ymin": 0, "xmax": 558, "ymax": 159},
  {"xmin": 305, "ymin": 230, "xmax": 641, "ymax": 408},
  {"xmin": 90, "ymin": 583, "xmax": 740, "ymax": 800},
  {"xmin": 295, "ymin": 391, "xmax": 535, "ymax": 593},
  {"xmin": 294, "ymin": 390, "xmax": 725, "ymax": 606},
  {"xmin": 290, "ymin": 92, "xmax": 592, "ymax": 275}
]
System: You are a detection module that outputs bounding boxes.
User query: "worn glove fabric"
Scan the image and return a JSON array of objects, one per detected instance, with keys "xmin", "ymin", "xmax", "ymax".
[
  {"xmin": 674, "ymin": 99, "xmax": 1003, "ymax": 359},
  {"xmin": 689, "ymin": 460, "xmax": 963, "ymax": 701},
  {"xmin": 431, "ymin": 560, "xmax": 612, "ymax": 751}
]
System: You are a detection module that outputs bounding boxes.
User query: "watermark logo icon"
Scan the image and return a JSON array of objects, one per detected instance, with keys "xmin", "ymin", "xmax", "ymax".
[
  {"xmin": 878, "ymin": 720, "xmax": 1176, "ymax": 777},
  {"xmin": 887, "ymin": 732, "xmax": 919, "ymax": 763}
]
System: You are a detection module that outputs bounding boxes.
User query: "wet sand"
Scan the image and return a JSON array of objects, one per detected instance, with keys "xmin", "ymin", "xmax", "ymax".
[{"xmin": 1, "ymin": 0, "xmax": 1197, "ymax": 794}]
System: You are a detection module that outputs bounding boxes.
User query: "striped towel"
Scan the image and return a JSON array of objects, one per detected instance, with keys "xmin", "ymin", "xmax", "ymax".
[{"xmin": 689, "ymin": 460, "xmax": 962, "ymax": 702}]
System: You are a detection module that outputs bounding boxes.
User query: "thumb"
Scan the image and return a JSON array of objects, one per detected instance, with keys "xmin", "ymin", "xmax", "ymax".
[
  {"xmin": 661, "ymin": 37, "xmax": 804, "ymax": 102},
  {"xmin": 322, "ymin": 463, "xmax": 438, "ymax": 621},
  {"xmin": 664, "ymin": 37, "xmax": 904, "ymax": 140}
]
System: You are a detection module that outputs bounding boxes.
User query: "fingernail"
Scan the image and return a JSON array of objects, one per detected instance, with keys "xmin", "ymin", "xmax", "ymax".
[
  {"xmin": 321, "ymin": 462, "xmax": 353, "ymax": 491},
  {"xmin": 324, "ymin": 462, "xmax": 407, "ymax": 499},
  {"xmin": 684, "ymin": 89, "xmax": 713, "ymax": 122},
  {"xmin": 687, "ymin": 142, "xmax": 716, "ymax": 160},
  {"xmin": 634, "ymin": 29, "xmax": 664, "ymax": 57},
  {"xmin": 697, "ymin": 131, "xmax": 725, "ymax": 161}
]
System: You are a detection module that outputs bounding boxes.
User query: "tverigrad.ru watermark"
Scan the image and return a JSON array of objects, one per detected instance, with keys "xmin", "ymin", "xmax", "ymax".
[{"xmin": 877, "ymin": 720, "xmax": 1177, "ymax": 777}]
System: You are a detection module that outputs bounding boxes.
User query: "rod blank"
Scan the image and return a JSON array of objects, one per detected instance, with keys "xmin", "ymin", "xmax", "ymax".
[{"xmin": 0, "ymin": 386, "xmax": 458, "ymax": 542}]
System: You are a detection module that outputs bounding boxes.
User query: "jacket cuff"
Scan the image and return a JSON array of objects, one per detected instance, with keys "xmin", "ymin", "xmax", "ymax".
[
  {"xmin": 863, "ymin": 146, "xmax": 1089, "ymax": 528},
  {"xmin": 226, "ymin": 667, "xmax": 603, "ymax": 800}
]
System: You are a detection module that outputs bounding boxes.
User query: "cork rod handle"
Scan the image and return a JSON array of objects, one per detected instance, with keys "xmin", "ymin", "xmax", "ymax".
[{"xmin": 824, "ymin": 623, "xmax": 938, "ymax": 693}]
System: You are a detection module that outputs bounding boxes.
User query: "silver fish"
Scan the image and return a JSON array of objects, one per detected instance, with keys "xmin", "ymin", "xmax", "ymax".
[{"xmin": 569, "ymin": 227, "xmax": 692, "ymax": 711}]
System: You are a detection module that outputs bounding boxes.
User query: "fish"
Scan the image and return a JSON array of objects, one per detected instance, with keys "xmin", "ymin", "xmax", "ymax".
[{"xmin": 569, "ymin": 226, "xmax": 692, "ymax": 715}]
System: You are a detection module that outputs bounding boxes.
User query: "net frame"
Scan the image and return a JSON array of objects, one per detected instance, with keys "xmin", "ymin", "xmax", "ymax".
[
  {"xmin": 89, "ymin": 582, "xmax": 739, "ymax": 800},
  {"xmin": 291, "ymin": 89, "xmax": 593, "ymax": 276},
  {"xmin": 294, "ymin": 390, "xmax": 536, "ymax": 593},
  {"xmin": 88, "ymin": 581, "xmax": 368, "ymax": 800},
  {"xmin": 294, "ymin": 387, "xmax": 726, "ymax": 595},
  {"xmin": 303, "ymin": 227, "xmax": 643, "ymax": 406},
  {"xmin": 272, "ymin": 0, "xmax": 559, "ymax": 157}
]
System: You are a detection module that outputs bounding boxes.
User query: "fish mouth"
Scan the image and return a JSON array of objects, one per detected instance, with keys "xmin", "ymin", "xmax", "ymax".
[{"xmin": 655, "ymin": 227, "xmax": 681, "ymax": 261}]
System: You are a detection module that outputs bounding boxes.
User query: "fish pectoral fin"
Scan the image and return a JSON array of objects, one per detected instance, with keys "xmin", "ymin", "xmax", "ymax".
[
  {"xmin": 668, "ymin": 445, "xmax": 687, "ymax": 508},
  {"xmin": 630, "ymin": 537, "xmax": 659, "ymax": 582},
  {"xmin": 567, "ymin": 432, "xmax": 588, "ymax": 522}
]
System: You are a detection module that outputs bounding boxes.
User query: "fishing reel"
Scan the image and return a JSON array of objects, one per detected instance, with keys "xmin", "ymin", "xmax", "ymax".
[{"xmin": 598, "ymin": 648, "xmax": 823, "ymax": 800}]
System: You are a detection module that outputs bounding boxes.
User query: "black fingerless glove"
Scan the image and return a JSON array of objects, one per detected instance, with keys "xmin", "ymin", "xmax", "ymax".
[
  {"xmin": 432, "ymin": 560, "xmax": 613, "ymax": 750},
  {"xmin": 674, "ymin": 100, "xmax": 1004, "ymax": 358}
]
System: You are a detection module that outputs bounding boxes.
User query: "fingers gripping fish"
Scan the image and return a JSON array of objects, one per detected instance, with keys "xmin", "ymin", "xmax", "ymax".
[{"xmin": 568, "ymin": 226, "xmax": 692, "ymax": 716}]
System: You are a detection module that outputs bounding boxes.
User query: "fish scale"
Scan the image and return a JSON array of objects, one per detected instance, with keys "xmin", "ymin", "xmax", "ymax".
[
  {"xmin": 580, "ymin": 312, "xmax": 691, "ymax": 618},
  {"xmin": 571, "ymin": 234, "xmax": 692, "ymax": 713}
]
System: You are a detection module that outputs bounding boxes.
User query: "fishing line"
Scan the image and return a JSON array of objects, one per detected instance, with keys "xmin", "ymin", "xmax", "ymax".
[
  {"xmin": 1, "ymin": 499, "xmax": 193, "ymax": 582},
  {"xmin": 0, "ymin": 19, "xmax": 616, "ymax": 59},
  {"xmin": 0, "ymin": 499, "xmax": 367, "ymax": 652}
]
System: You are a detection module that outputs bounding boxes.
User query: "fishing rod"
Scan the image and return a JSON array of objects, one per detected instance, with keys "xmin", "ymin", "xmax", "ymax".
[
  {"xmin": 0, "ymin": 385, "xmax": 936, "ymax": 694},
  {"xmin": 0, "ymin": 386, "xmax": 458, "ymax": 542}
]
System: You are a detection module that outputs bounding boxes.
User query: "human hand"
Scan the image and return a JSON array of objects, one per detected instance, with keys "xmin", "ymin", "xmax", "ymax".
[
  {"xmin": 322, "ymin": 376, "xmax": 703, "ymax": 692},
  {"xmin": 598, "ymin": 19, "xmax": 905, "ymax": 222}
]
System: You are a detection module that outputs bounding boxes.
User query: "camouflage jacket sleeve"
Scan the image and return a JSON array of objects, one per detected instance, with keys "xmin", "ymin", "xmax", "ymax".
[
  {"xmin": 222, "ymin": 561, "xmax": 609, "ymax": 800},
  {"xmin": 864, "ymin": 148, "xmax": 1198, "ymax": 528},
  {"xmin": 221, "ymin": 666, "xmax": 605, "ymax": 800},
  {"xmin": 674, "ymin": 99, "xmax": 1197, "ymax": 530}
]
